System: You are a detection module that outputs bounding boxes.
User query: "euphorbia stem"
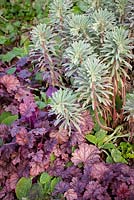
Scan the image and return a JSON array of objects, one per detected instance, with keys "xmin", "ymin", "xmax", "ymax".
[
  {"xmin": 120, "ymin": 76, "xmax": 126, "ymax": 120},
  {"xmin": 94, "ymin": 108, "xmax": 113, "ymax": 131},
  {"xmin": 92, "ymin": 82, "xmax": 113, "ymax": 132},
  {"xmin": 112, "ymin": 76, "xmax": 118, "ymax": 125},
  {"xmin": 42, "ymin": 41, "xmax": 55, "ymax": 86}
]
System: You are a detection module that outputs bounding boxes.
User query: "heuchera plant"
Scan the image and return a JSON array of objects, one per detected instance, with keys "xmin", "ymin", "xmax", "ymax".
[{"xmin": 0, "ymin": 0, "xmax": 134, "ymax": 199}]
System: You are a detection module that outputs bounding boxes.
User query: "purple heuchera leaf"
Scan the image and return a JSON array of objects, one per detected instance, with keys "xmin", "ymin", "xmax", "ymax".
[
  {"xmin": 46, "ymin": 86, "xmax": 58, "ymax": 97},
  {"xmin": 16, "ymin": 57, "xmax": 28, "ymax": 68},
  {"xmin": 70, "ymin": 177, "xmax": 86, "ymax": 194},
  {"xmin": 83, "ymin": 181, "xmax": 111, "ymax": 200},
  {"xmin": 116, "ymin": 183, "xmax": 130, "ymax": 200},
  {"xmin": 54, "ymin": 181, "xmax": 70, "ymax": 194},
  {"xmin": 29, "ymin": 128, "xmax": 47, "ymax": 136},
  {"xmin": 0, "ymin": 124, "xmax": 9, "ymax": 139},
  {"xmin": 47, "ymin": 158, "xmax": 65, "ymax": 177},
  {"xmin": 61, "ymin": 166, "xmax": 82, "ymax": 180},
  {"xmin": 71, "ymin": 143, "xmax": 100, "ymax": 166},
  {"xmin": 17, "ymin": 69, "xmax": 31, "ymax": 79},
  {"xmin": 90, "ymin": 162, "xmax": 109, "ymax": 181}
]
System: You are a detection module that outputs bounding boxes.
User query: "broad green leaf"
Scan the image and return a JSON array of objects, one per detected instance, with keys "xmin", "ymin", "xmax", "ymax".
[
  {"xmin": 0, "ymin": 36, "xmax": 7, "ymax": 44},
  {"xmin": 36, "ymin": 101, "xmax": 46, "ymax": 109},
  {"xmin": 72, "ymin": 6, "xmax": 82, "ymax": 14},
  {"xmin": 111, "ymin": 149, "xmax": 128, "ymax": 164},
  {"xmin": 101, "ymin": 143, "xmax": 115, "ymax": 150},
  {"xmin": 106, "ymin": 155, "xmax": 113, "ymax": 163},
  {"xmin": 40, "ymin": 172, "xmax": 52, "ymax": 185},
  {"xmin": 126, "ymin": 153, "xmax": 134, "ymax": 159},
  {"xmin": 1, "ymin": 115, "xmax": 18, "ymax": 125},
  {"xmin": 7, "ymin": 67, "xmax": 16, "ymax": 74},
  {"xmin": 0, "ymin": 51, "xmax": 16, "ymax": 62},
  {"xmin": 0, "ymin": 112, "xmax": 11, "ymax": 123},
  {"xmin": 15, "ymin": 177, "xmax": 32, "ymax": 200},
  {"xmin": 50, "ymin": 177, "xmax": 60, "ymax": 192},
  {"xmin": 85, "ymin": 134, "xmax": 97, "ymax": 145},
  {"xmin": 28, "ymin": 183, "xmax": 44, "ymax": 200},
  {"xmin": 95, "ymin": 129, "xmax": 107, "ymax": 139},
  {"xmin": 1, "ymin": 47, "xmax": 26, "ymax": 62},
  {"xmin": 95, "ymin": 129, "xmax": 107, "ymax": 146}
]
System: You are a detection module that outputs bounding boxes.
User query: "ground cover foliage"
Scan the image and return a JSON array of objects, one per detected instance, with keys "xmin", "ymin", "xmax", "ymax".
[{"xmin": 0, "ymin": 0, "xmax": 134, "ymax": 199}]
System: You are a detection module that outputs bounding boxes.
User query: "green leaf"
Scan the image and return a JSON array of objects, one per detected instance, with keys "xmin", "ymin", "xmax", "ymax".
[
  {"xmin": 36, "ymin": 101, "xmax": 46, "ymax": 109},
  {"xmin": 1, "ymin": 115, "xmax": 18, "ymax": 125},
  {"xmin": 0, "ymin": 36, "xmax": 7, "ymax": 44},
  {"xmin": 0, "ymin": 111, "xmax": 18, "ymax": 126},
  {"xmin": 40, "ymin": 172, "xmax": 52, "ymax": 185},
  {"xmin": 0, "ymin": 51, "xmax": 16, "ymax": 62},
  {"xmin": 35, "ymin": 72, "xmax": 43, "ymax": 81},
  {"xmin": 1, "ymin": 47, "xmax": 26, "ymax": 62},
  {"xmin": 95, "ymin": 129, "xmax": 107, "ymax": 146},
  {"xmin": 7, "ymin": 67, "xmax": 16, "ymax": 74},
  {"xmin": 101, "ymin": 143, "xmax": 115, "ymax": 150},
  {"xmin": 106, "ymin": 154, "xmax": 114, "ymax": 163},
  {"xmin": 72, "ymin": 6, "xmax": 82, "ymax": 14},
  {"xmin": 40, "ymin": 92, "xmax": 47, "ymax": 101},
  {"xmin": 50, "ymin": 177, "xmax": 60, "ymax": 193},
  {"xmin": 50, "ymin": 153, "xmax": 56, "ymax": 162},
  {"xmin": 0, "ymin": 112, "xmax": 11, "ymax": 123},
  {"xmin": 95, "ymin": 129, "xmax": 107, "ymax": 139},
  {"xmin": 111, "ymin": 149, "xmax": 128, "ymax": 164},
  {"xmin": 126, "ymin": 153, "xmax": 134, "ymax": 159},
  {"xmin": 15, "ymin": 177, "xmax": 32, "ymax": 200},
  {"xmin": 85, "ymin": 134, "xmax": 97, "ymax": 145},
  {"xmin": 28, "ymin": 183, "xmax": 44, "ymax": 200}
]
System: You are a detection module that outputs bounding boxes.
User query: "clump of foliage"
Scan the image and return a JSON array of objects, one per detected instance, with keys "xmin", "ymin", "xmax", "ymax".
[
  {"xmin": 0, "ymin": 0, "xmax": 134, "ymax": 199},
  {"xmin": 49, "ymin": 88, "xmax": 84, "ymax": 134}
]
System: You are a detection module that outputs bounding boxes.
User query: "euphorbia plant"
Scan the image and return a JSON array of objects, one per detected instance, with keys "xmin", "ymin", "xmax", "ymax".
[
  {"xmin": 101, "ymin": 27, "xmax": 132, "ymax": 126},
  {"xmin": 29, "ymin": 0, "xmax": 133, "ymax": 134},
  {"xmin": 73, "ymin": 55, "xmax": 113, "ymax": 131},
  {"xmin": 30, "ymin": 23, "xmax": 60, "ymax": 86},
  {"xmin": 49, "ymin": 88, "xmax": 84, "ymax": 134}
]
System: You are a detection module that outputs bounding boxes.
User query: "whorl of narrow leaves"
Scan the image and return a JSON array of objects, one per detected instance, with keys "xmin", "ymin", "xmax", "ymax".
[
  {"xmin": 49, "ymin": 89, "xmax": 84, "ymax": 134},
  {"xmin": 73, "ymin": 55, "xmax": 113, "ymax": 109},
  {"xmin": 83, "ymin": 0, "xmax": 103, "ymax": 10},
  {"xmin": 64, "ymin": 40, "xmax": 94, "ymax": 76},
  {"xmin": 66, "ymin": 14, "xmax": 90, "ymax": 38},
  {"xmin": 101, "ymin": 27, "xmax": 133, "ymax": 74},
  {"xmin": 115, "ymin": 0, "xmax": 128, "ymax": 19},
  {"xmin": 91, "ymin": 8, "xmax": 116, "ymax": 34},
  {"xmin": 30, "ymin": 23, "xmax": 55, "ymax": 51},
  {"xmin": 49, "ymin": 0, "xmax": 73, "ymax": 25}
]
